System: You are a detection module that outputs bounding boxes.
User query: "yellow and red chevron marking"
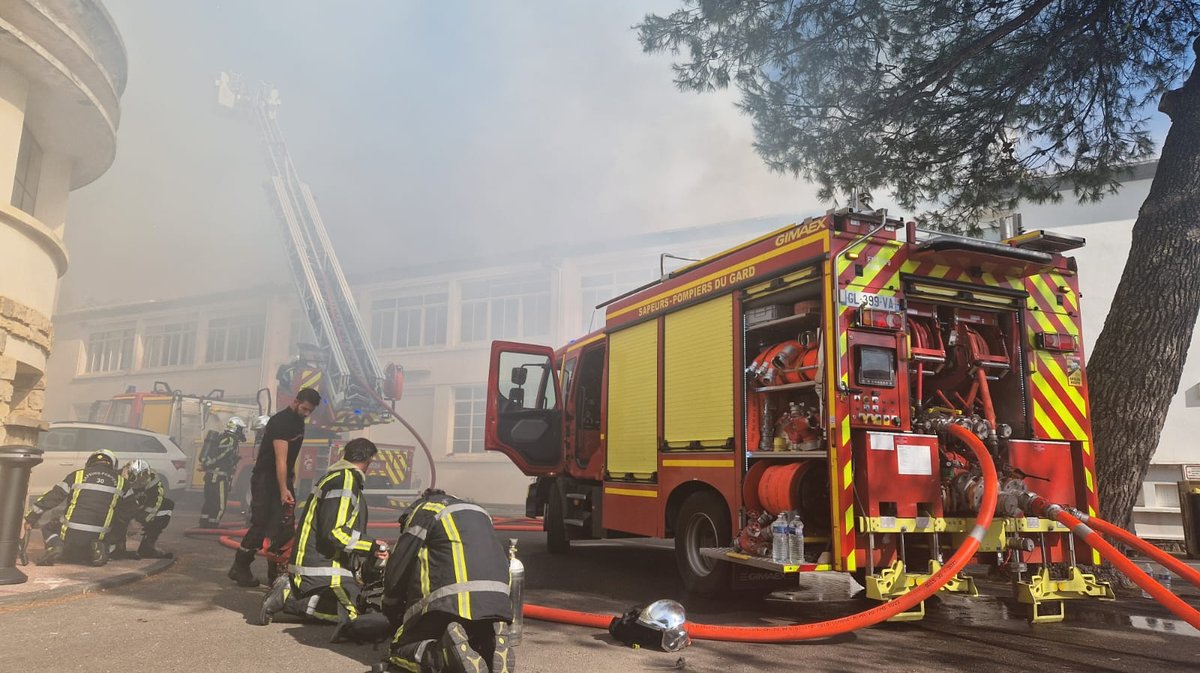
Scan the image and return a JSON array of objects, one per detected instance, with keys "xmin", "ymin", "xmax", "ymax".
[
  {"xmin": 299, "ymin": 368, "xmax": 323, "ymax": 391},
  {"xmin": 1022, "ymin": 273, "xmax": 1090, "ymax": 441},
  {"xmin": 373, "ymin": 448, "xmax": 411, "ymax": 487}
]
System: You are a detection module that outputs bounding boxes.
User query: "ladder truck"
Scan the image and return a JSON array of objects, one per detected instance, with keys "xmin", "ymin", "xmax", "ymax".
[{"xmin": 216, "ymin": 72, "xmax": 414, "ymax": 498}]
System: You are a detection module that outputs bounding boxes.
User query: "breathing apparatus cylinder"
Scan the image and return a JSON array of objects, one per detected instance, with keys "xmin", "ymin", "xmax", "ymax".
[{"xmin": 508, "ymin": 538, "xmax": 525, "ymax": 646}]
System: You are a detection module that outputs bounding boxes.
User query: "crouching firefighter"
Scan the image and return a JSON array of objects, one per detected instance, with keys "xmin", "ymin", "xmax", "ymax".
[
  {"xmin": 22, "ymin": 449, "xmax": 137, "ymax": 566},
  {"xmin": 382, "ymin": 489, "xmax": 515, "ymax": 673},
  {"xmin": 259, "ymin": 438, "xmax": 392, "ymax": 643},
  {"xmin": 199, "ymin": 416, "xmax": 246, "ymax": 528},
  {"xmin": 108, "ymin": 459, "xmax": 174, "ymax": 559}
]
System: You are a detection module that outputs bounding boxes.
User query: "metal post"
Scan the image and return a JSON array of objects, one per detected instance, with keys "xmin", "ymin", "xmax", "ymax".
[{"xmin": 0, "ymin": 444, "xmax": 43, "ymax": 585}]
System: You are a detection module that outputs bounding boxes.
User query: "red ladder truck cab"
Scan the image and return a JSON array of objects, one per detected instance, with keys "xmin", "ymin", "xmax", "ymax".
[{"xmin": 486, "ymin": 209, "xmax": 1113, "ymax": 619}]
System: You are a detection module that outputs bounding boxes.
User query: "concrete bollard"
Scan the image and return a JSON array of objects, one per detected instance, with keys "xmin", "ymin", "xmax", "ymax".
[{"xmin": 0, "ymin": 444, "xmax": 43, "ymax": 585}]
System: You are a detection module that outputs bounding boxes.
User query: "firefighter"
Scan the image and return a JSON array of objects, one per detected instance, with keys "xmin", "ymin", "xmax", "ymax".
[
  {"xmin": 382, "ymin": 489, "xmax": 515, "ymax": 673},
  {"xmin": 258, "ymin": 437, "xmax": 392, "ymax": 643},
  {"xmin": 108, "ymin": 459, "xmax": 174, "ymax": 559},
  {"xmin": 228, "ymin": 388, "xmax": 322, "ymax": 588},
  {"xmin": 199, "ymin": 417, "xmax": 247, "ymax": 528},
  {"xmin": 22, "ymin": 449, "xmax": 137, "ymax": 567}
]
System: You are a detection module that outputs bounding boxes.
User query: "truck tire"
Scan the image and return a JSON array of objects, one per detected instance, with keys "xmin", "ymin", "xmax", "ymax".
[
  {"xmin": 674, "ymin": 491, "xmax": 732, "ymax": 596},
  {"xmin": 546, "ymin": 481, "xmax": 570, "ymax": 555}
]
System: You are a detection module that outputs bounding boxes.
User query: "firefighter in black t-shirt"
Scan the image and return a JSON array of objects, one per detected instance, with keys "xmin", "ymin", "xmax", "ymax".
[{"xmin": 227, "ymin": 387, "xmax": 322, "ymax": 588}]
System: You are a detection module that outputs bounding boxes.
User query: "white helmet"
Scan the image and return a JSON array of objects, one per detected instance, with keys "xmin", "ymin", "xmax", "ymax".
[
  {"xmin": 124, "ymin": 458, "xmax": 152, "ymax": 487},
  {"xmin": 227, "ymin": 416, "xmax": 247, "ymax": 432},
  {"xmin": 253, "ymin": 415, "xmax": 271, "ymax": 431}
]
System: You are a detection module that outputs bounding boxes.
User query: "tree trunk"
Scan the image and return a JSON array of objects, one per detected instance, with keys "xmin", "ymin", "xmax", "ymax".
[{"xmin": 1089, "ymin": 40, "xmax": 1200, "ymax": 533}]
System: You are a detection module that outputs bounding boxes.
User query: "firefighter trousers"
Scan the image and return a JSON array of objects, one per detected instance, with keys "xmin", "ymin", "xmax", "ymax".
[
  {"xmin": 109, "ymin": 498, "xmax": 174, "ymax": 550},
  {"xmin": 201, "ymin": 472, "xmax": 231, "ymax": 523},
  {"xmin": 38, "ymin": 521, "xmax": 107, "ymax": 566},
  {"xmin": 389, "ymin": 613, "xmax": 503, "ymax": 673}
]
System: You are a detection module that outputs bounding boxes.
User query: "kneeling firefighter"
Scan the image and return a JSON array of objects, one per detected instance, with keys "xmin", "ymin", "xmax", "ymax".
[
  {"xmin": 22, "ymin": 449, "xmax": 137, "ymax": 566},
  {"xmin": 259, "ymin": 438, "xmax": 392, "ymax": 643},
  {"xmin": 382, "ymin": 489, "xmax": 515, "ymax": 673},
  {"xmin": 109, "ymin": 459, "xmax": 174, "ymax": 559}
]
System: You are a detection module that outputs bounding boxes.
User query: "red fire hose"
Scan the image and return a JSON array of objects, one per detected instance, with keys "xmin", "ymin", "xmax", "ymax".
[
  {"xmin": 1026, "ymin": 496, "xmax": 1200, "ymax": 630},
  {"xmin": 527, "ymin": 423, "xmax": 999, "ymax": 642},
  {"xmin": 1070, "ymin": 509, "xmax": 1200, "ymax": 590}
]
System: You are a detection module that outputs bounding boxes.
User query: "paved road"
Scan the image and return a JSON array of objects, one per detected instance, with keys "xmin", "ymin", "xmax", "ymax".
[{"xmin": 3, "ymin": 499, "xmax": 1199, "ymax": 673}]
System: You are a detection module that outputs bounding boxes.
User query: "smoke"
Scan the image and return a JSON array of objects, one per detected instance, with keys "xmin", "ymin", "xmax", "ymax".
[{"xmin": 58, "ymin": 0, "xmax": 819, "ymax": 312}]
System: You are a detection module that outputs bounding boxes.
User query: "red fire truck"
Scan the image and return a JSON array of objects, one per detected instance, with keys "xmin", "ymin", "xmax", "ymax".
[{"xmin": 486, "ymin": 209, "xmax": 1112, "ymax": 621}]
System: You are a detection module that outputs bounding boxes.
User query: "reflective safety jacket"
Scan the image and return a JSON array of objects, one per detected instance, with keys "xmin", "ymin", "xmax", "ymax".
[
  {"xmin": 200, "ymin": 430, "xmax": 241, "ymax": 476},
  {"xmin": 382, "ymin": 492, "xmax": 512, "ymax": 630},
  {"xmin": 26, "ymin": 463, "xmax": 135, "ymax": 542},
  {"xmin": 130, "ymin": 473, "xmax": 169, "ymax": 522},
  {"xmin": 289, "ymin": 460, "xmax": 377, "ymax": 594}
]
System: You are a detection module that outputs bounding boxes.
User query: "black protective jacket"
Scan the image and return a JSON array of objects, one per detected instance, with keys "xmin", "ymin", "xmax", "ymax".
[
  {"xmin": 26, "ymin": 463, "xmax": 136, "ymax": 543},
  {"xmin": 382, "ymin": 492, "xmax": 512, "ymax": 630},
  {"xmin": 200, "ymin": 430, "xmax": 241, "ymax": 476},
  {"xmin": 290, "ymin": 459, "xmax": 377, "ymax": 594}
]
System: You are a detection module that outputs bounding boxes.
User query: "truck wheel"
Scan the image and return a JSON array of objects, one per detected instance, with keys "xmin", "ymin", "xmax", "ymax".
[
  {"xmin": 546, "ymin": 481, "xmax": 570, "ymax": 555},
  {"xmin": 674, "ymin": 491, "xmax": 732, "ymax": 596}
]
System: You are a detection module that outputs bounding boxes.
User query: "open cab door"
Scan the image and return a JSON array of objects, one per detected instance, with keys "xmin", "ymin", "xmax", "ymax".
[{"xmin": 486, "ymin": 341, "xmax": 564, "ymax": 476}]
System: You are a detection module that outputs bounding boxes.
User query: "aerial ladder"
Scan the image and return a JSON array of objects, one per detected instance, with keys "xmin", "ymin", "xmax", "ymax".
[{"xmin": 216, "ymin": 72, "xmax": 399, "ymax": 431}]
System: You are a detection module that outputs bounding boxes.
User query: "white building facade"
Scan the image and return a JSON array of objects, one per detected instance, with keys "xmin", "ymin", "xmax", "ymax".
[
  {"xmin": 0, "ymin": 1, "xmax": 125, "ymax": 446},
  {"xmin": 45, "ymin": 172, "xmax": 1199, "ymax": 538}
]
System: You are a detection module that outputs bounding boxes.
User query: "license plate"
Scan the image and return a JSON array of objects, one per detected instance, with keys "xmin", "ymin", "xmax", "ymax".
[{"xmin": 840, "ymin": 290, "xmax": 901, "ymax": 312}]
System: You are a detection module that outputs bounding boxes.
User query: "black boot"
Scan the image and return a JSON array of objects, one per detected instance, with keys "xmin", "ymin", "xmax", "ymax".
[
  {"xmin": 227, "ymin": 547, "xmax": 260, "ymax": 587},
  {"xmin": 111, "ymin": 543, "xmax": 141, "ymax": 561},
  {"xmin": 138, "ymin": 539, "xmax": 173, "ymax": 559}
]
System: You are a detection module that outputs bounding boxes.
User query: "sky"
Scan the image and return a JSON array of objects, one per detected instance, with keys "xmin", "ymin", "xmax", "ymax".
[{"xmin": 57, "ymin": 1, "xmax": 821, "ymax": 312}]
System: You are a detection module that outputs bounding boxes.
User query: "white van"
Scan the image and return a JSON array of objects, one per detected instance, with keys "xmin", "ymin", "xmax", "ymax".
[{"xmin": 27, "ymin": 422, "xmax": 191, "ymax": 501}]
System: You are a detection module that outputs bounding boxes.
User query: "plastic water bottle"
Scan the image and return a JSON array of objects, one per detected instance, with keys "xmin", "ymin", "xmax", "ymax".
[
  {"xmin": 771, "ymin": 512, "xmax": 788, "ymax": 563},
  {"xmin": 787, "ymin": 513, "xmax": 804, "ymax": 564},
  {"xmin": 1139, "ymin": 562, "xmax": 1154, "ymax": 598},
  {"xmin": 1153, "ymin": 564, "xmax": 1172, "ymax": 594}
]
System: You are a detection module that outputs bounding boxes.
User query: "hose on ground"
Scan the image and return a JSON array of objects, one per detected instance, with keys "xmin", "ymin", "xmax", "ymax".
[
  {"xmin": 529, "ymin": 423, "xmax": 999, "ymax": 642},
  {"xmin": 1026, "ymin": 496, "xmax": 1200, "ymax": 630},
  {"xmin": 202, "ymin": 425, "xmax": 1000, "ymax": 642}
]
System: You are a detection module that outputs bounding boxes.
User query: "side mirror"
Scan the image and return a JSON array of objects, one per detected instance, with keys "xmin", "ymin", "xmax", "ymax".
[{"xmin": 511, "ymin": 366, "xmax": 528, "ymax": 386}]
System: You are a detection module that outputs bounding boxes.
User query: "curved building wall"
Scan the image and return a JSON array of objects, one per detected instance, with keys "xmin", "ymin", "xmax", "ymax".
[{"xmin": 0, "ymin": 1, "xmax": 124, "ymax": 446}]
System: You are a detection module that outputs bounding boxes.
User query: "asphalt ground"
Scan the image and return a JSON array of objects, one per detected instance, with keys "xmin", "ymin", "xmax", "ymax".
[{"xmin": 1, "ymin": 496, "xmax": 1199, "ymax": 673}]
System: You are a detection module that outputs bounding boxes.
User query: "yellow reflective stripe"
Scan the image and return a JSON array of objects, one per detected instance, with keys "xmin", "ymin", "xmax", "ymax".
[
  {"xmin": 100, "ymin": 475, "xmax": 126, "ymax": 537},
  {"xmin": 660, "ymin": 459, "xmax": 734, "ymax": 468},
  {"xmin": 1031, "ymin": 400, "xmax": 1064, "ymax": 439},
  {"xmin": 603, "ymin": 487, "xmax": 657, "ymax": 498},
  {"xmin": 62, "ymin": 471, "xmax": 84, "ymax": 537},
  {"xmin": 330, "ymin": 581, "xmax": 357, "ymax": 619},
  {"xmin": 440, "ymin": 513, "xmax": 471, "ymax": 619},
  {"xmin": 843, "ymin": 461, "xmax": 853, "ymax": 490},
  {"xmin": 419, "ymin": 547, "xmax": 430, "ymax": 597}
]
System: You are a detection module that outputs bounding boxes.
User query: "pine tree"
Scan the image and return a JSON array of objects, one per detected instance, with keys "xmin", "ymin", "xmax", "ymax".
[{"xmin": 639, "ymin": 1, "xmax": 1200, "ymax": 531}]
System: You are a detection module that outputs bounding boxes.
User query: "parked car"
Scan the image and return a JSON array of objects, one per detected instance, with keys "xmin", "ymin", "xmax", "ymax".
[{"xmin": 26, "ymin": 422, "xmax": 191, "ymax": 503}]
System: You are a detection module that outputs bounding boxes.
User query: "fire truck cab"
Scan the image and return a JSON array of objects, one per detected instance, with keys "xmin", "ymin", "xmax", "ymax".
[{"xmin": 486, "ymin": 209, "xmax": 1112, "ymax": 620}]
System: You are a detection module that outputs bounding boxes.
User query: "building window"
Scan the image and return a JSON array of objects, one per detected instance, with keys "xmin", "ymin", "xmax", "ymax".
[
  {"xmin": 85, "ymin": 328, "xmax": 134, "ymax": 373},
  {"xmin": 580, "ymin": 269, "xmax": 653, "ymax": 332},
  {"xmin": 206, "ymin": 315, "xmax": 264, "ymax": 363},
  {"xmin": 11, "ymin": 125, "xmax": 41, "ymax": 216},
  {"xmin": 143, "ymin": 321, "xmax": 196, "ymax": 368},
  {"xmin": 452, "ymin": 385, "xmax": 487, "ymax": 454},
  {"xmin": 460, "ymin": 276, "xmax": 550, "ymax": 343},
  {"xmin": 371, "ymin": 292, "xmax": 448, "ymax": 349}
]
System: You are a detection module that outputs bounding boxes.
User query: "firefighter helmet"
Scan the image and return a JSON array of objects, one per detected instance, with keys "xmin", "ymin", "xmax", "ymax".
[
  {"xmin": 227, "ymin": 416, "xmax": 247, "ymax": 432},
  {"xmin": 253, "ymin": 415, "xmax": 270, "ymax": 431},
  {"xmin": 124, "ymin": 459, "xmax": 152, "ymax": 487},
  {"xmin": 636, "ymin": 599, "xmax": 690, "ymax": 652},
  {"xmin": 86, "ymin": 449, "xmax": 117, "ymax": 468}
]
